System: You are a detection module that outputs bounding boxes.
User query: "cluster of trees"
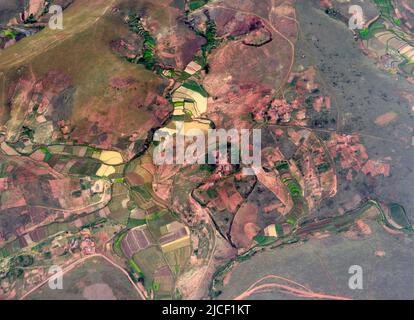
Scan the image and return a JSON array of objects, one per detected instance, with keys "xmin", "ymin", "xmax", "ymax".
[
  {"xmin": 194, "ymin": 12, "xmax": 220, "ymax": 71},
  {"xmin": 127, "ymin": 14, "xmax": 157, "ymax": 70},
  {"xmin": 5, "ymin": 255, "xmax": 34, "ymax": 281}
]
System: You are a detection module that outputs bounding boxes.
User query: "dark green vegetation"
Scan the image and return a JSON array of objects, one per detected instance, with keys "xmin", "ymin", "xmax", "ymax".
[
  {"xmin": 127, "ymin": 218, "xmax": 147, "ymax": 228},
  {"xmin": 389, "ymin": 203, "xmax": 412, "ymax": 230},
  {"xmin": 373, "ymin": 0, "xmax": 394, "ymax": 19},
  {"xmin": 316, "ymin": 163, "xmax": 330, "ymax": 173},
  {"xmin": 253, "ymin": 234, "xmax": 276, "ymax": 246},
  {"xmin": 113, "ymin": 231, "xmax": 128, "ymax": 258},
  {"xmin": 276, "ymin": 161, "xmax": 289, "ymax": 171},
  {"xmin": 324, "ymin": 8, "xmax": 338, "ymax": 18},
  {"xmin": 188, "ymin": 0, "xmax": 208, "ymax": 11},
  {"xmin": 1, "ymin": 30, "xmax": 16, "ymax": 40},
  {"xmin": 286, "ymin": 180, "xmax": 301, "ymax": 197},
  {"xmin": 359, "ymin": 21, "xmax": 385, "ymax": 39},
  {"xmin": 127, "ymin": 13, "xmax": 157, "ymax": 70},
  {"xmin": 194, "ymin": 12, "xmax": 221, "ymax": 70},
  {"xmin": 24, "ymin": 14, "xmax": 37, "ymax": 24},
  {"xmin": 4, "ymin": 255, "xmax": 35, "ymax": 282},
  {"xmin": 172, "ymin": 113, "xmax": 193, "ymax": 122},
  {"xmin": 182, "ymin": 80, "xmax": 209, "ymax": 97}
]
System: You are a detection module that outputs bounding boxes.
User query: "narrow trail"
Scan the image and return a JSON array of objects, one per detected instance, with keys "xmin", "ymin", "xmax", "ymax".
[{"xmin": 234, "ymin": 274, "xmax": 352, "ymax": 300}]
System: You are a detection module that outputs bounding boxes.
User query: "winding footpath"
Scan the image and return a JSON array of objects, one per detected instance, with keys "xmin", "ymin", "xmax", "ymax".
[{"xmin": 234, "ymin": 275, "xmax": 352, "ymax": 300}]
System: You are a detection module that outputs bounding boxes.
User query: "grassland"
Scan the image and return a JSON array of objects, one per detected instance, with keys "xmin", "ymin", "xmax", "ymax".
[
  {"xmin": 0, "ymin": 0, "xmax": 169, "ymax": 156},
  {"xmin": 28, "ymin": 256, "xmax": 142, "ymax": 300},
  {"xmin": 216, "ymin": 218, "xmax": 414, "ymax": 300}
]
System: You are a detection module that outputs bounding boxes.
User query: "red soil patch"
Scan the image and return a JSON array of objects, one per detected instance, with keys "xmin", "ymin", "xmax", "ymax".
[
  {"xmin": 125, "ymin": 172, "xmax": 145, "ymax": 186},
  {"xmin": 355, "ymin": 219, "xmax": 372, "ymax": 235},
  {"xmin": 361, "ymin": 160, "xmax": 391, "ymax": 177}
]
